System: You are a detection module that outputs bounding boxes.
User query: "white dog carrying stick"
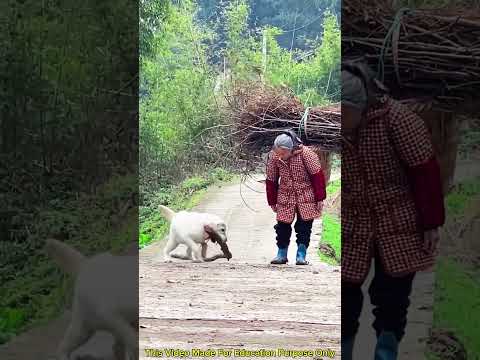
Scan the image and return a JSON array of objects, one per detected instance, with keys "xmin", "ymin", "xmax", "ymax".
[{"xmin": 159, "ymin": 205, "xmax": 232, "ymax": 262}]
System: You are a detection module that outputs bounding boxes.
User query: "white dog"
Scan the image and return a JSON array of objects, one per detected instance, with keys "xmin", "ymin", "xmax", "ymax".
[
  {"xmin": 44, "ymin": 239, "xmax": 138, "ymax": 360},
  {"xmin": 159, "ymin": 205, "xmax": 228, "ymax": 262}
]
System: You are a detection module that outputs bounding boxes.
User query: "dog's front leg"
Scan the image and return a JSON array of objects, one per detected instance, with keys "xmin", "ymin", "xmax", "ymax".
[
  {"xmin": 112, "ymin": 338, "xmax": 125, "ymax": 360},
  {"xmin": 56, "ymin": 312, "xmax": 92, "ymax": 360},
  {"xmin": 113, "ymin": 339, "xmax": 137, "ymax": 360},
  {"xmin": 102, "ymin": 314, "xmax": 139, "ymax": 360},
  {"xmin": 170, "ymin": 247, "xmax": 193, "ymax": 260},
  {"xmin": 186, "ymin": 239, "xmax": 204, "ymax": 263},
  {"xmin": 201, "ymin": 242, "xmax": 208, "ymax": 259},
  {"xmin": 163, "ymin": 231, "xmax": 178, "ymax": 263}
]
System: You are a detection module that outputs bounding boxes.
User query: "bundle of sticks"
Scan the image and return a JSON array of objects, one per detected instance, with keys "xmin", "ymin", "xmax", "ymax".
[
  {"xmin": 343, "ymin": 0, "xmax": 480, "ymax": 106},
  {"xmin": 225, "ymin": 83, "xmax": 341, "ymax": 154}
]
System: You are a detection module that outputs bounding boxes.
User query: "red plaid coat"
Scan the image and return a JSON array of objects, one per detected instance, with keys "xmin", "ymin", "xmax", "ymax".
[
  {"xmin": 342, "ymin": 96, "xmax": 445, "ymax": 283},
  {"xmin": 266, "ymin": 146, "xmax": 326, "ymax": 223}
]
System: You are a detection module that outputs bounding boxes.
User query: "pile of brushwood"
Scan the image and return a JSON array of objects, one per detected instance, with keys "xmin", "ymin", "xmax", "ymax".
[
  {"xmin": 225, "ymin": 83, "xmax": 341, "ymax": 159},
  {"xmin": 342, "ymin": 0, "xmax": 480, "ymax": 109}
]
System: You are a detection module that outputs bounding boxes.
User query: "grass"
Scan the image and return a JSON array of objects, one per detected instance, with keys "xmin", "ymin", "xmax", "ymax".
[
  {"xmin": 139, "ymin": 167, "xmax": 235, "ymax": 248},
  {"xmin": 0, "ymin": 308, "xmax": 26, "ymax": 344},
  {"xmin": 432, "ymin": 259, "xmax": 480, "ymax": 359},
  {"xmin": 326, "ymin": 178, "xmax": 341, "ymax": 196},
  {"xmin": 445, "ymin": 177, "xmax": 480, "ymax": 215},
  {"xmin": 318, "ymin": 179, "xmax": 341, "ymax": 265},
  {"xmin": 319, "ymin": 213, "xmax": 341, "ymax": 265},
  {"xmin": 427, "ymin": 176, "xmax": 480, "ymax": 359}
]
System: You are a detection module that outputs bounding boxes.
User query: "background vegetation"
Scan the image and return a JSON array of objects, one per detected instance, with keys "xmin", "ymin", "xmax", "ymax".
[{"xmin": 0, "ymin": 0, "xmax": 137, "ymax": 343}]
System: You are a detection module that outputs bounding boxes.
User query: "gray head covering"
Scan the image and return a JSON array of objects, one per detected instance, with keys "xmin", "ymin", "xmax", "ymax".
[
  {"xmin": 342, "ymin": 70, "xmax": 368, "ymax": 110},
  {"xmin": 273, "ymin": 134, "xmax": 293, "ymax": 150}
]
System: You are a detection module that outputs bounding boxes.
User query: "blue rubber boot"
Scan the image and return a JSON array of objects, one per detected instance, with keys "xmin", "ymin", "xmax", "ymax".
[
  {"xmin": 374, "ymin": 331, "xmax": 399, "ymax": 360},
  {"xmin": 270, "ymin": 247, "xmax": 288, "ymax": 264},
  {"xmin": 341, "ymin": 336, "xmax": 355, "ymax": 360},
  {"xmin": 296, "ymin": 243, "xmax": 309, "ymax": 265}
]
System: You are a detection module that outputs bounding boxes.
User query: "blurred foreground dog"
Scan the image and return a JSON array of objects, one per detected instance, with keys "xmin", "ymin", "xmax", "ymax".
[
  {"xmin": 159, "ymin": 205, "xmax": 231, "ymax": 262},
  {"xmin": 44, "ymin": 239, "xmax": 138, "ymax": 360}
]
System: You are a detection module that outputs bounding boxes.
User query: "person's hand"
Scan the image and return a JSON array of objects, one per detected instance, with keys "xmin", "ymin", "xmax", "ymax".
[
  {"xmin": 271, "ymin": 205, "xmax": 277, "ymax": 213},
  {"xmin": 424, "ymin": 228, "xmax": 440, "ymax": 254}
]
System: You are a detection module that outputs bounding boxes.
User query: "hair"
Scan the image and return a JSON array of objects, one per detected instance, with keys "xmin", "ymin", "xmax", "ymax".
[
  {"xmin": 341, "ymin": 70, "xmax": 368, "ymax": 111},
  {"xmin": 273, "ymin": 134, "xmax": 294, "ymax": 150},
  {"xmin": 341, "ymin": 59, "xmax": 388, "ymax": 111}
]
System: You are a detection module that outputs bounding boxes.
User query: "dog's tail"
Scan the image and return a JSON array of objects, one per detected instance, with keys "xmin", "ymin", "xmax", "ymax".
[
  {"xmin": 159, "ymin": 205, "xmax": 176, "ymax": 222},
  {"xmin": 44, "ymin": 238, "xmax": 86, "ymax": 276}
]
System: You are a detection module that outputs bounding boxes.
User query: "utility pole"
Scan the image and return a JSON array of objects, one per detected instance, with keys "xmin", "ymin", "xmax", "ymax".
[{"xmin": 262, "ymin": 28, "xmax": 267, "ymax": 83}]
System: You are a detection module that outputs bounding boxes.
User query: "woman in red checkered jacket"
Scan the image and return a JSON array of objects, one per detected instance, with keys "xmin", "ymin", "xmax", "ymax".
[
  {"xmin": 341, "ymin": 61, "xmax": 445, "ymax": 360},
  {"xmin": 265, "ymin": 130, "xmax": 327, "ymax": 265}
]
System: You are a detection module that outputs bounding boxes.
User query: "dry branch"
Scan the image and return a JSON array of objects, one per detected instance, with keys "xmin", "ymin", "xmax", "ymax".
[
  {"xmin": 225, "ymin": 83, "xmax": 341, "ymax": 156},
  {"xmin": 343, "ymin": 0, "xmax": 480, "ymax": 108}
]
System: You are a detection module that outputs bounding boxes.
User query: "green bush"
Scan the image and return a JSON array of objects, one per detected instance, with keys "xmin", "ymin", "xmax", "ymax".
[
  {"xmin": 445, "ymin": 178, "xmax": 480, "ymax": 215},
  {"xmin": 319, "ymin": 213, "xmax": 341, "ymax": 265}
]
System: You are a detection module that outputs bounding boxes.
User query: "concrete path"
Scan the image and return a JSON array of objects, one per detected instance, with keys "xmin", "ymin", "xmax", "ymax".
[
  {"xmin": 0, "ymin": 311, "xmax": 118, "ymax": 360},
  {"xmin": 140, "ymin": 175, "xmax": 341, "ymax": 359}
]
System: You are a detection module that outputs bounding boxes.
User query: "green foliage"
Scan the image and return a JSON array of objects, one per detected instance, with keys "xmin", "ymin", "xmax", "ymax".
[
  {"xmin": 223, "ymin": 0, "xmax": 262, "ymax": 78},
  {"xmin": 319, "ymin": 180, "xmax": 341, "ymax": 265},
  {"xmin": 219, "ymin": 2, "xmax": 340, "ymax": 103},
  {"xmin": 433, "ymin": 259, "xmax": 480, "ymax": 359},
  {"xmin": 319, "ymin": 213, "xmax": 341, "ymax": 265},
  {"xmin": 0, "ymin": 308, "xmax": 26, "ymax": 343},
  {"xmin": 197, "ymin": 0, "xmax": 340, "ymax": 50},
  {"xmin": 326, "ymin": 178, "xmax": 341, "ymax": 196},
  {"xmin": 458, "ymin": 123, "xmax": 480, "ymax": 157},
  {"xmin": 1, "ymin": 0, "xmax": 138, "ymax": 343},
  {"xmin": 140, "ymin": 0, "xmax": 171, "ymax": 57},
  {"xmin": 140, "ymin": 0, "xmax": 224, "ymax": 193},
  {"xmin": 445, "ymin": 178, "xmax": 480, "ymax": 215}
]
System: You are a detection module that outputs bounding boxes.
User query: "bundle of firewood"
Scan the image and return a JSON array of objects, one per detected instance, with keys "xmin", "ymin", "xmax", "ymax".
[
  {"xmin": 343, "ymin": 0, "xmax": 480, "ymax": 106},
  {"xmin": 225, "ymin": 83, "xmax": 341, "ymax": 154}
]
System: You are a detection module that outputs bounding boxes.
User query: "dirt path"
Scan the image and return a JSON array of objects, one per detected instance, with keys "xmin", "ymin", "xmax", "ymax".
[{"xmin": 140, "ymin": 175, "xmax": 341, "ymax": 359}]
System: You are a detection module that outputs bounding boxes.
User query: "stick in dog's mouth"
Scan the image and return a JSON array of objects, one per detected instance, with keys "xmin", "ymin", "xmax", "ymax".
[{"xmin": 205, "ymin": 227, "xmax": 232, "ymax": 260}]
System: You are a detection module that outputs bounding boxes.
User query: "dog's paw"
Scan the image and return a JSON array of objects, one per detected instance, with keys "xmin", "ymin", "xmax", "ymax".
[{"xmin": 164, "ymin": 257, "xmax": 174, "ymax": 263}]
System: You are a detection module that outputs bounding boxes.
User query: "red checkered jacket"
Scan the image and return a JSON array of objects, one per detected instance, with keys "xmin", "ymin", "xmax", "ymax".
[
  {"xmin": 265, "ymin": 145, "xmax": 326, "ymax": 223},
  {"xmin": 342, "ymin": 96, "xmax": 445, "ymax": 283}
]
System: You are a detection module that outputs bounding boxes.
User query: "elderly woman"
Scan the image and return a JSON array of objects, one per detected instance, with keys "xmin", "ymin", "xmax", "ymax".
[
  {"xmin": 265, "ymin": 131, "xmax": 326, "ymax": 265},
  {"xmin": 341, "ymin": 61, "xmax": 445, "ymax": 360}
]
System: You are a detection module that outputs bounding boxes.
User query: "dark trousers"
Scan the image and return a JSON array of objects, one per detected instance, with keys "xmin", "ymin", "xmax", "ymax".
[
  {"xmin": 274, "ymin": 215, "xmax": 313, "ymax": 249},
  {"xmin": 342, "ymin": 246, "xmax": 415, "ymax": 342}
]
